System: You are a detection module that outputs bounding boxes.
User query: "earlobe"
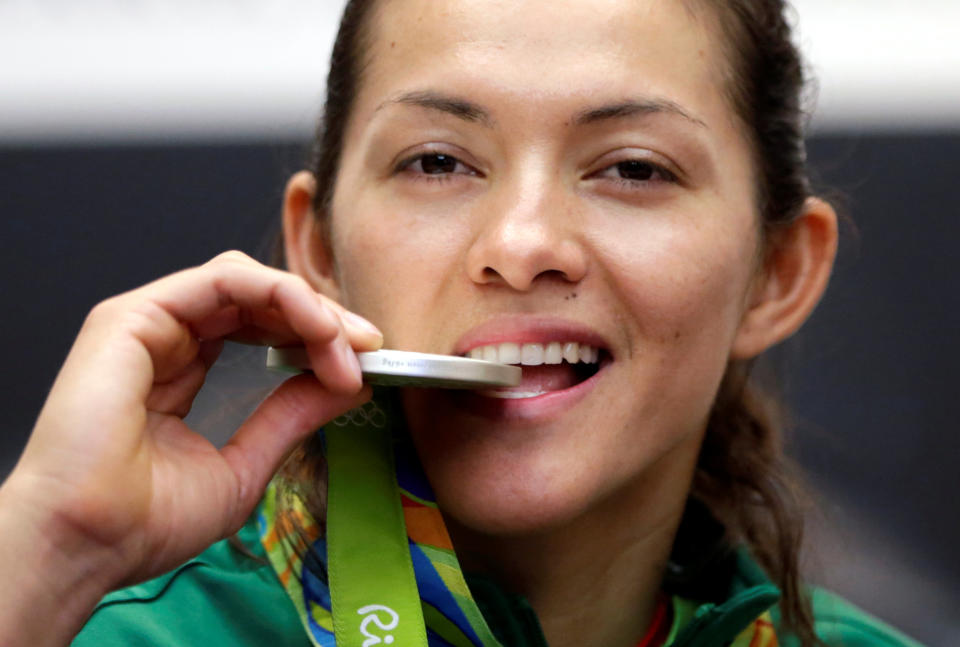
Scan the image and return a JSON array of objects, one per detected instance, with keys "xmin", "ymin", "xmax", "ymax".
[
  {"xmin": 282, "ymin": 170, "xmax": 342, "ymax": 302},
  {"xmin": 731, "ymin": 198, "xmax": 838, "ymax": 359}
]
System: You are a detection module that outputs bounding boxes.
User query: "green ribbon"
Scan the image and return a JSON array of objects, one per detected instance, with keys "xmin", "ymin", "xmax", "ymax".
[{"xmin": 325, "ymin": 412, "xmax": 430, "ymax": 647}]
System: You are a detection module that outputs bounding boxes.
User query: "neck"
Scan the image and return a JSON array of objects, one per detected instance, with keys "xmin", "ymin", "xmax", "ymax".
[{"xmin": 447, "ymin": 446, "xmax": 699, "ymax": 647}]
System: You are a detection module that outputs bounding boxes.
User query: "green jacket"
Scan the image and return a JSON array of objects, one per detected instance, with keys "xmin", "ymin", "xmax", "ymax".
[{"xmin": 73, "ymin": 512, "xmax": 923, "ymax": 647}]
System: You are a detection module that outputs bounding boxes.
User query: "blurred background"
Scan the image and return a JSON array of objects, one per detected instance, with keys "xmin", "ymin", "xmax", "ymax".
[{"xmin": 0, "ymin": 1, "xmax": 957, "ymax": 644}]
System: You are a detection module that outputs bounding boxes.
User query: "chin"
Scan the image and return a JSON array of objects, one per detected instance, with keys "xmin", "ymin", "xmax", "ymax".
[
  {"xmin": 401, "ymin": 389, "xmax": 597, "ymax": 533},
  {"xmin": 432, "ymin": 467, "xmax": 600, "ymax": 538},
  {"xmin": 405, "ymin": 422, "xmax": 611, "ymax": 537}
]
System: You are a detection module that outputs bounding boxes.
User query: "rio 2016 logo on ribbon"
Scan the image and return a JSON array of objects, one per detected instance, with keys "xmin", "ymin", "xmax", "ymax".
[{"xmin": 357, "ymin": 604, "xmax": 399, "ymax": 646}]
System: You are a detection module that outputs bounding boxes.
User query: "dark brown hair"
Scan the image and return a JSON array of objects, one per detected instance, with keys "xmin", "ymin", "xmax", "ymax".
[
  {"xmin": 281, "ymin": 1, "xmax": 822, "ymax": 644},
  {"xmin": 307, "ymin": 0, "xmax": 377, "ymax": 240},
  {"xmin": 684, "ymin": 2, "xmax": 821, "ymax": 645}
]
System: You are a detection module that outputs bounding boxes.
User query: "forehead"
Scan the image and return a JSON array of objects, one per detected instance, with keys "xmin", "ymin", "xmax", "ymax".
[{"xmin": 356, "ymin": 0, "xmax": 734, "ymax": 129}]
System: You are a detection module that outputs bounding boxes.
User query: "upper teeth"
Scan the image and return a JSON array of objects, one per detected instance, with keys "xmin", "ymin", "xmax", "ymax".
[{"xmin": 466, "ymin": 342, "xmax": 600, "ymax": 365}]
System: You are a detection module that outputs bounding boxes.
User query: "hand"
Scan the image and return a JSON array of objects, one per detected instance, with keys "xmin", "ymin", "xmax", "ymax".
[{"xmin": 0, "ymin": 251, "xmax": 381, "ymax": 639}]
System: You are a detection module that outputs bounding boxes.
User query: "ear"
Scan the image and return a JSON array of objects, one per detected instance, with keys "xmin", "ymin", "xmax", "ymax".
[
  {"xmin": 282, "ymin": 170, "xmax": 342, "ymax": 302},
  {"xmin": 731, "ymin": 197, "xmax": 838, "ymax": 359}
]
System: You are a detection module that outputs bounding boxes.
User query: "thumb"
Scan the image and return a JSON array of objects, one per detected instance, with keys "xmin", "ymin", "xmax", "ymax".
[{"xmin": 219, "ymin": 375, "xmax": 371, "ymax": 524}]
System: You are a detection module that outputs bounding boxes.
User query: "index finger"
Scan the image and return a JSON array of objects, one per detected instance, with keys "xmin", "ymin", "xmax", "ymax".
[
  {"xmin": 125, "ymin": 253, "xmax": 375, "ymax": 393},
  {"xmin": 138, "ymin": 252, "xmax": 382, "ymax": 350}
]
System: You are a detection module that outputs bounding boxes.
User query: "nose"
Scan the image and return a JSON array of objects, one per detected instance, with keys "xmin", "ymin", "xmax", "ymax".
[{"xmin": 466, "ymin": 176, "xmax": 588, "ymax": 291}]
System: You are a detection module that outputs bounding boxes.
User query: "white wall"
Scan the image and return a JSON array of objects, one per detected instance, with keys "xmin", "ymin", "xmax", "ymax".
[{"xmin": 1, "ymin": 0, "xmax": 957, "ymax": 142}]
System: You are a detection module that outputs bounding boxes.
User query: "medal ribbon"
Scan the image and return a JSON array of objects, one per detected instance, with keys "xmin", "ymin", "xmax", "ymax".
[
  {"xmin": 325, "ymin": 410, "xmax": 429, "ymax": 647},
  {"xmin": 258, "ymin": 400, "xmax": 503, "ymax": 647}
]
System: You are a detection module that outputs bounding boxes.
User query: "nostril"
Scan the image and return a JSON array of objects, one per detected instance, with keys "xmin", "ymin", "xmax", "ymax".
[
  {"xmin": 478, "ymin": 266, "xmax": 575, "ymax": 290},
  {"xmin": 536, "ymin": 268, "xmax": 574, "ymax": 284},
  {"xmin": 466, "ymin": 221, "xmax": 588, "ymax": 289}
]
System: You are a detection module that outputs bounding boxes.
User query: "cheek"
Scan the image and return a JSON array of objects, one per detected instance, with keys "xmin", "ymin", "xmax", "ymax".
[
  {"xmin": 332, "ymin": 218, "xmax": 392, "ymax": 308},
  {"xmin": 599, "ymin": 213, "xmax": 757, "ymax": 357},
  {"xmin": 331, "ymin": 206, "xmax": 468, "ymax": 346},
  {"xmin": 591, "ymin": 216, "xmax": 758, "ymax": 467}
]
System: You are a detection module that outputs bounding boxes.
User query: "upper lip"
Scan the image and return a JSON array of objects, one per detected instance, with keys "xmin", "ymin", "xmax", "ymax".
[{"xmin": 452, "ymin": 315, "xmax": 613, "ymax": 358}]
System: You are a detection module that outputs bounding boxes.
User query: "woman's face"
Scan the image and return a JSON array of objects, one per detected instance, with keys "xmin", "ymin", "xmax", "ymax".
[{"xmin": 323, "ymin": 0, "xmax": 761, "ymax": 534}]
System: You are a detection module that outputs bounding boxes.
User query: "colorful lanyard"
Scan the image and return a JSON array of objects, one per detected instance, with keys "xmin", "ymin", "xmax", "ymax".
[{"xmin": 258, "ymin": 399, "xmax": 503, "ymax": 647}]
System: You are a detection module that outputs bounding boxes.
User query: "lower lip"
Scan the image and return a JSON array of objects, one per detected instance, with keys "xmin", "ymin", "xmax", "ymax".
[{"xmin": 449, "ymin": 359, "xmax": 610, "ymax": 423}]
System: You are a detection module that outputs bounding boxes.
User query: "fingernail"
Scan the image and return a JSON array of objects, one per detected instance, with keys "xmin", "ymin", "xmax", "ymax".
[{"xmin": 342, "ymin": 310, "xmax": 383, "ymax": 338}]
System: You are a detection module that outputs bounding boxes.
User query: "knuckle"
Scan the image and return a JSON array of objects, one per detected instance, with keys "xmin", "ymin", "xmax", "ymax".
[
  {"xmin": 274, "ymin": 274, "xmax": 323, "ymax": 313},
  {"xmin": 83, "ymin": 296, "xmax": 123, "ymax": 328},
  {"xmin": 210, "ymin": 250, "xmax": 255, "ymax": 266},
  {"xmin": 315, "ymin": 292, "xmax": 343, "ymax": 316},
  {"xmin": 284, "ymin": 273, "xmax": 314, "ymax": 295},
  {"xmin": 272, "ymin": 377, "xmax": 326, "ymax": 422},
  {"xmin": 172, "ymin": 402, "xmax": 193, "ymax": 418},
  {"xmin": 116, "ymin": 303, "xmax": 171, "ymax": 342}
]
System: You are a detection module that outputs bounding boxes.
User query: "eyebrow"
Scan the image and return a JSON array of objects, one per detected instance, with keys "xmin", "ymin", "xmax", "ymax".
[
  {"xmin": 574, "ymin": 99, "xmax": 707, "ymax": 128},
  {"xmin": 378, "ymin": 90, "xmax": 495, "ymax": 127},
  {"xmin": 377, "ymin": 90, "xmax": 706, "ymax": 129}
]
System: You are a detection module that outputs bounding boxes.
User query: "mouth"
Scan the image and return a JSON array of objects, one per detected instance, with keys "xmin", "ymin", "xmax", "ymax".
[
  {"xmin": 463, "ymin": 341, "xmax": 607, "ymax": 399},
  {"xmin": 447, "ymin": 316, "xmax": 614, "ymax": 420}
]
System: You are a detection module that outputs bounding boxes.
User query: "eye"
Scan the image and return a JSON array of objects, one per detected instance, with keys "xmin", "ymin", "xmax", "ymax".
[
  {"xmin": 398, "ymin": 152, "xmax": 478, "ymax": 177},
  {"xmin": 595, "ymin": 159, "xmax": 677, "ymax": 185}
]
